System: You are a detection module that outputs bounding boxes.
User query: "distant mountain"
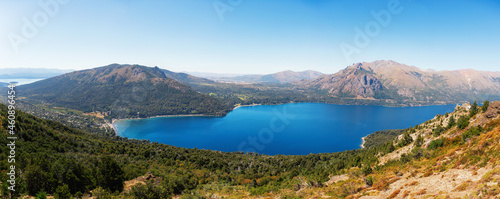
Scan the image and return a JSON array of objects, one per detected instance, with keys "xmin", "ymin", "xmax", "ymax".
[
  {"xmin": 0, "ymin": 68, "xmax": 73, "ymax": 79},
  {"xmin": 215, "ymin": 70, "xmax": 324, "ymax": 83},
  {"xmin": 299, "ymin": 60, "xmax": 500, "ymax": 103},
  {"xmin": 185, "ymin": 72, "xmax": 245, "ymax": 79},
  {"xmin": 17, "ymin": 64, "xmax": 231, "ymax": 118}
]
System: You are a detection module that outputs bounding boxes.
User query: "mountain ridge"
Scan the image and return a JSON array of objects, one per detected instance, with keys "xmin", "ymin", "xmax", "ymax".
[
  {"xmin": 298, "ymin": 60, "xmax": 500, "ymax": 103},
  {"xmin": 16, "ymin": 64, "xmax": 232, "ymax": 118}
]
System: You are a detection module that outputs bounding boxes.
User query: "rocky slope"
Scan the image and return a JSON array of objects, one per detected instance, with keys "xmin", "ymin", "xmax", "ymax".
[{"xmin": 299, "ymin": 60, "xmax": 500, "ymax": 103}]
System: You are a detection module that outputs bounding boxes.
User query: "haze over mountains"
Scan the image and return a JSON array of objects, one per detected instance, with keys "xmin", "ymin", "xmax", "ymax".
[{"xmin": 196, "ymin": 70, "xmax": 324, "ymax": 83}]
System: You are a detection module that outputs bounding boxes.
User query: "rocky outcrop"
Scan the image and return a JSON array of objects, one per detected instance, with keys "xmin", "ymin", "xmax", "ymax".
[
  {"xmin": 303, "ymin": 64, "xmax": 384, "ymax": 98},
  {"xmin": 485, "ymin": 101, "xmax": 500, "ymax": 118}
]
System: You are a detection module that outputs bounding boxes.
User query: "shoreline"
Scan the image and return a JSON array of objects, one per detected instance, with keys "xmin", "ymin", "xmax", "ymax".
[
  {"xmin": 233, "ymin": 103, "xmax": 261, "ymax": 110},
  {"xmin": 110, "ymin": 114, "xmax": 210, "ymax": 136},
  {"xmin": 361, "ymin": 136, "xmax": 366, "ymax": 149}
]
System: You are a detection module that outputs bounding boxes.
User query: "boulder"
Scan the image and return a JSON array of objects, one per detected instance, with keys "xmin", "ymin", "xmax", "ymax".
[{"xmin": 485, "ymin": 101, "xmax": 500, "ymax": 118}]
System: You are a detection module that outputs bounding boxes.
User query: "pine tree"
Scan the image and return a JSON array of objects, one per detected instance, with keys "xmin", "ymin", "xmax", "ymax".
[{"xmin": 482, "ymin": 100, "xmax": 490, "ymax": 112}]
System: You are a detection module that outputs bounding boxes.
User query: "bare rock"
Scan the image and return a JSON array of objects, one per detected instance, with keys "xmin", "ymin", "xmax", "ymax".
[{"xmin": 485, "ymin": 101, "xmax": 500, "ymax": 118}]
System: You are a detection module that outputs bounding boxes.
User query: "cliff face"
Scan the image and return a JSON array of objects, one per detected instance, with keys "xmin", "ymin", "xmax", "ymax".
[{"xmin": 304, "ymin": 64, "xmax": 383, "ymax": 98}]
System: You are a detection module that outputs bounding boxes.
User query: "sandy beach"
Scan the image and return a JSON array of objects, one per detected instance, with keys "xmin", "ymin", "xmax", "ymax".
[
  {"xmin": 233, "ymin": 104, "xmax": 261, "ymax": 110},
  {"xmin": 110, "ymin": 114, "xmax": 210, "ymax": 135},
  {"xmin": 360, "ymin": 136, "xmax": 366, "ymax": 149}
]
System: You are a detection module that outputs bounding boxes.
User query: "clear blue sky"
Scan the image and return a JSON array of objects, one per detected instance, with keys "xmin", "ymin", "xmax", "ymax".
[{"xmin": 1, "ymin": 0, "xmax": 499, "ymax": 74}]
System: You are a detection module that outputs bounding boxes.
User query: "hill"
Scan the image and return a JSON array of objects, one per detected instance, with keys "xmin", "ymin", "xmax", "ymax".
[
  {"xmin": 16, "ymin": 64, "xmax": 232, "ymax": 118},
  {"xmin": 299, "ymin": 60, "xmax": 500, "ymax": 104}
]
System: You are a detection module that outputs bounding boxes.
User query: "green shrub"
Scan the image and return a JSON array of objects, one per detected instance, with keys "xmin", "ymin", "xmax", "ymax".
[
  {"xmin": 397, "ymin": 132, "xmax": 413, "ymax": 147},
  {"xmin": 414, "ymin": 135, "xmax": 424, "ymax": 147},
  {"xmin": 457, "ymin": 116, "xmax": 469, "ymax": 129},
  {"xmin": 432, "ymin": 125, "xmax": 446, "ymax": 137},
  {"xmin": 54, "ymin": 185, "xmax": 71, "ymax": 199},
  {"xmin": 462, "ymin": 126, "xmax": 482, "ymax": 141},
  {"xmin": 428, "ymin": 139, "xmax": 445, "ymax": 150},
  {"xmin": 469, "ymin": 101, "xmax": 478, "ymax": 117},
  {"xmin": 482, "ymin": 101, "xmax": 489, "ymax": 112},
  {"xmin": 364, "ymin": 176, "xmax": 374, "ymax": 187},
  {"xmin": 35, "ymin": 191, "xmax": 47, "ymax": 199},
  {"xmin": 447, "ymin": 115, "xmax": 456, "ymax": 129},
  {"xmin": 362, "ymin": 165, "xmax": 373, "ymax": 176}
]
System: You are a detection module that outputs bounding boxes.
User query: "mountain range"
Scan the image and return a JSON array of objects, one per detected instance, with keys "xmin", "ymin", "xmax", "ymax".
[
  {"xmin": 194, "ymin": 70, "xmax": 324, "ymax": 83},
  {"xmin": 298, "ymin": 60, "xmax": 500, "ymax": 103},
  {"xmin": 11, "ymin": 60, "xmax": 500, "ymax": 119}
]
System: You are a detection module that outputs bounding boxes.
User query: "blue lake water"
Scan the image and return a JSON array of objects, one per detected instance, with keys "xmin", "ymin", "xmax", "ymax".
[
  {"xmin": 0, "ymin": 78, "xmax": 45, "ymax": 86},
  {"xmin": 114, "ymin": 103, "xmax": 456, "ymax": 155}
]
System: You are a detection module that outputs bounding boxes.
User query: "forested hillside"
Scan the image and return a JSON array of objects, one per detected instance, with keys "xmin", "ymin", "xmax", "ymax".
[
  {"xmin": 0, "ymin": 102, "xmax": 402, "ymax": 198},
  {"xmin": 16, "ymin": 64, "xmax": 232, "ymax": 118},
  {"xmin": 1, "ymin": 99, "xmax": 499, "ymax": 198}
]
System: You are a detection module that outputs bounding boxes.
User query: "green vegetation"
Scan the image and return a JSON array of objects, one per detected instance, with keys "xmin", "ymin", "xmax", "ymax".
[
  {"xmin": 462, "ymin": 126, "xmax": 483, "ymax": 142},
  {"xmin": 0, "ymin": 103, "xmax": 407, "ymax": 198},
  {"xmin": 482, "ymin": 100, "xmax": 489, "ymax": 112},
  {"xmin": 414, "ymin": 134, "xmax": 424, "ymax": 147},
  {"xmin": 457, "ymin": 116, "xmax": 470, "ymax": 129},
  {"xmin": 397, "ymin": 132, "xmax": 413, "ymax": 147},
  {"xmin": 432, "ymin": 125, "xmax": 446, "ymax": 136},
  {"xmin": 17, "ymin": 64, "xmax": 232, "ymax": 119},
  {"xmin": 469, "ymin": 100, "xmax": 479, "ymax": 117},
  {"xmin": 447, "ymin": 115, "xmax": 455, "ymax": 129},
  {"xmin": 428, "ymin": 138, "xmax": 445, "ymax": 150},
  {"xmin": 361, "ymin": 129, "xmax": 404, "ymax": 149}
]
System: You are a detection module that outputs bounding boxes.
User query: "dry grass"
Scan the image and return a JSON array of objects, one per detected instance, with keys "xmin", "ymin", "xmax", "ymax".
[
  {"xmin": 373, "ymin": 178, "xmax": 390, "ymax": 191},
  {"xmin": 453, "ymin": 181, "xmax": 469, "ymax": 191},
  {"xmin": 408, "ymin": 181, "xmax": 418, "ymax": 186},
  {"xmin": 423, "ymin": 170, "xmax": 433, "ymax": 177},
  {"xmin": 402, "ymin": 190, "xmax": 410, "ymax": 198},
  {"xmin": 416, "ymin": 188, "xmax": 427, "ymax": 195},
  {"xmin": 387, "ymin": 189, "xmax": 400, "ymax": 198}
]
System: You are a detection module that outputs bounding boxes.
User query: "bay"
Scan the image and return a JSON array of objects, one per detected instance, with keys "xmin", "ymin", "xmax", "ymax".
[{"xmin": 114, "ymin": 103, "xmax": 456, "ymax": 155}]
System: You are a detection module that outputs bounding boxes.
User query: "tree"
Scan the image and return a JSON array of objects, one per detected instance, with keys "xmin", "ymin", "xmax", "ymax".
[
  {"xmin": 398, "ymin": 132, "xmax": 413, "ymax": 147},
  {"xmin": 469, "ymin": 101, "xmax": 478, "ymax": 117},
  {"xmin": 482, "ymin": 100, "xmax": 490, "ymax": 112},
  {"xmin": 35, "ymin": 191, "xmax": 47, "ymax": 199},
  {"xmin": 414, "ymin": 134, "xmax": 424, "ymax": 147},
  {"xmin": 362, "ymin": 165, "xmax": 372, "ymax": 175},
  {"xmin": 97, "ymin": 156, "xmax": 125, "ymax": 193},
  {"xmin": 447, "ymin": 115, "xmax": 455, "ymax": 129},
  {"xmin": 457, "ymin": 116, "xmax": 469, "ymax": 130},
  {"xmin": 54, "ymin": 185, "xmax": 71, "ymax": 199}
]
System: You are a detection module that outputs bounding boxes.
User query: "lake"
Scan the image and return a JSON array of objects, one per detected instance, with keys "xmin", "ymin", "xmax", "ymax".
[
  {"xmin": 0, "ymin": 78, "xmax": 45, "ymax": 86},
  {"xmin": 114, "ymin": 103, "xmax": 456, "ymax": 155}
]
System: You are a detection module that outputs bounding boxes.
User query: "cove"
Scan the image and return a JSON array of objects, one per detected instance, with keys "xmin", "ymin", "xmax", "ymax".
[{"xmin": 114, "ymin": 103, "xmax": 456, "ymax": 155}]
